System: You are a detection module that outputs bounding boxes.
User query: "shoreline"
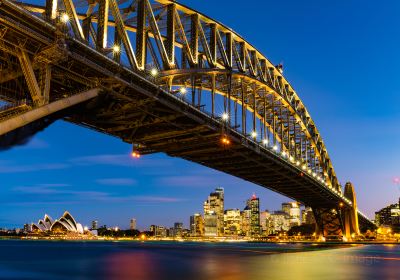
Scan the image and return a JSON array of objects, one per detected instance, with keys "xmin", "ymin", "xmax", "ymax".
[{"xmin": 0, "ymin": 236, "xmax": 399, "ymax": 245}]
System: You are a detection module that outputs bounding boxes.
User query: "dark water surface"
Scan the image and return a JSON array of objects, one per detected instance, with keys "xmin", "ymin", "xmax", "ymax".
[{"xmin": 0, "ymin": 240, "xmax": 399, "ymax": 279}]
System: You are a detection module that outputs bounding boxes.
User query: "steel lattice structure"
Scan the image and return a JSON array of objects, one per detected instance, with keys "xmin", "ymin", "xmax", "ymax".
[{"xmin": 0, "ymin": 0, "xmax": 374, "ymax": 238}]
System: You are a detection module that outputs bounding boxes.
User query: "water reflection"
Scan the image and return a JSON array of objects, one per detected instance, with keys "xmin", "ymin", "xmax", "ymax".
[{"xmin": 0, "ymin": 241, "xmax": 399, "ymax": 280}]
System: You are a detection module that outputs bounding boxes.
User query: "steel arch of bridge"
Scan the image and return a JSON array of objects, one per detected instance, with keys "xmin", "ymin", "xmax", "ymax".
[
  {"xmin": 0, "ymin": 0, "xmax": 373, "ymax": 231},
  {"xmin": 19, "ymin": 0, "xmax": 340, "ymax": 189}
]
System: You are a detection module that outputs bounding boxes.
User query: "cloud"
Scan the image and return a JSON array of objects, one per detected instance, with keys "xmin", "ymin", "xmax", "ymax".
[
  {"xmin": 96, "ymin": 178, "xmax": 137, "ymax": 186},
  {"xmin": 70, "ymin": 154, "xmax": 133, "ymax": 167},
  {"xmin": 11, "ymin": 184, "xmax": 183, "ymax": 204},
  {"xmin": 69, "ymin": 154, "xmax": 173, "ymax": 168},
  {"xmin": 0, "ymin": 163, "xmax": 69, "ymax": 173}
]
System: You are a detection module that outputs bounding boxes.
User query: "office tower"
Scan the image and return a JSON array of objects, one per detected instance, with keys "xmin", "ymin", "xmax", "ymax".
[
  {"xmin": 246, "ymin": 194, "xmax": 260, "ymax": 236},
  {"xmin": 282, "ymin": 202, "xmax": 301, "ymax": 227},
  {"xmin": 174, "ymin": 222, "xmax": 183, "ymax": 237},
  {"xmin": 241, "ymin": 208, "xmax": 251, "ymax": 237},
  {"xmin": 130, "ymin": 218, "xmax": 136, "ymax": 230},
  {"xmin": 203, "ymin": 187, "xmax": 224, "ymax": 236},
  {"xmin": 260, "ymin": 210, "xmax": 271, "ymax": 235},
  {"xmin": 269, "ymin": 211, "xmax": 290, "ymax": 233},
  {"xmin": 224, "ymin": 209, "xmax": 241, "ymax": 236},
  {"xmin": 204, "ymin": 211, "xmax": 218, "ymax": 237},
  {"xmin": 190, "ymin": 213, "xmax": 204, "ymax": 237}
]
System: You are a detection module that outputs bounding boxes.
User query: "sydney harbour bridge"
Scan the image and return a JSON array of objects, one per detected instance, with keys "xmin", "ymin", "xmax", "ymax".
[{"xmin": 0, "ymin": 0, "xmax": 374, "ymax": 239}]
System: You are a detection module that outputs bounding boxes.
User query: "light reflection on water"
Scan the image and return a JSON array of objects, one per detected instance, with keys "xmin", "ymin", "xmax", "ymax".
[{"xmin": 0, "ymin": 240, "xmax": 399, "ymax": 280}]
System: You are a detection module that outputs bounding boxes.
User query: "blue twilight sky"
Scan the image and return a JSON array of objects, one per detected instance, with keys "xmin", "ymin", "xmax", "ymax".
[{"xmin": 1, "ymin": 0, "xmax": 400, "ymax": 230}]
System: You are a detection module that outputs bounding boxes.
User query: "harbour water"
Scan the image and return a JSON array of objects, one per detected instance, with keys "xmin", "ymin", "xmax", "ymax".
[{"xmin": 0, "ymin": 240, "xmax": 399, "ymax": 279}]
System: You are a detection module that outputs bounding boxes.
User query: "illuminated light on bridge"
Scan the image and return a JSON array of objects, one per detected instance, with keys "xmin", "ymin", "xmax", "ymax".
[
  {"xmin": 150, "ymin": 68, "xmax": 159, "ymax": 77},
  {"xmin": 221, "ymin": 136, "xmax": 231, "ymax": 145},
  {"xmin": 221, "ymin": 112, "xmax": 229, "ymax": 121},
  {"xmin": 0, "ymin": 0, "xmax": 375, "ymax": 240},
  {"xmin": 60, "ymin": 13, "xmax": 70, "ymax": 23},
  {"xmin": 112, "ymin": 45, "xmax": 121, "ymax": 54},
  {"xmin": 262, "ymin": 139, "xmax": 268, "ymax": 145},
  {"xmin": 179, "ymin": 87, "xmax": 187, "ymax": 95}
]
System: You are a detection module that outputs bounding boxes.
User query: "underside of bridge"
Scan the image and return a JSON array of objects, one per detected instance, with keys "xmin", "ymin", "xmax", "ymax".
[{"xmin": 0, "ymin": 0, "xmax": 375, "ymax": 238}]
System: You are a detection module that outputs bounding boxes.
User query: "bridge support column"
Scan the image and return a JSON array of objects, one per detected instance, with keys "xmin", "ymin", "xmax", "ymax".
[
  {"xmin": 343, "ymin": 182, "xmax": 360, "ymax": 240},
  {"xmin": 313, "ymin": 207, "xmax": 344, "ymax": 240}
]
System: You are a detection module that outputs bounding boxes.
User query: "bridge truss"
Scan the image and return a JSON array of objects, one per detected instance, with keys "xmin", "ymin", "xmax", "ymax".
[{"xmin": 0, "ymin": 0, "xmax": 374, "ymax": 237}]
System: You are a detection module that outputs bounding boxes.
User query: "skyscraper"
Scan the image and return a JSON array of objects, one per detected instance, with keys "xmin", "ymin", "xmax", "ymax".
[
  {"xmin": 190, "ymin": 213, "xmax": 204, "ymax": 237},
  {"xmin": 224, "ymin": 209, "xmax": 241, "ymax": 236},
  {"xmin": 204, "ymin": 211, "xmax": 218, "ymax": 237},
  {"xmin": 246, "ymin": 194, "xmax": 260, "ymax": 236},
  {"xmin": 173, "ymin": 222, "xmax": 183, "ymax": 237},
  {"xmin": 203, "ymin": 187, "xmax": 224, "ymax": 236},
  {"xmin": 260, "ymin": 210, "xmax": 271, "ymax": 235},
  {"xmin": 282, "ymin": 202, "xmax": 301, "ymax": 227},
  {"xmin": 130, "ymin": 218, "xmax": 136, "ymax": 230}
]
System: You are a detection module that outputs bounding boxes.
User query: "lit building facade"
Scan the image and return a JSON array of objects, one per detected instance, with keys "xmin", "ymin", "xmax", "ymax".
[
  {"xmin": 375, "ymin": 199, "xmax": 400, "ymax": 226},
  {"xmin": 240, "ymin": 209, "xmax": 251, "ymax": 237},
  {"xmin": 223, "ymin": 209, "xmax": 241, "ymax": 236},
  {"xmin": 190, "ymin": 213, "xmax": 204, "ymax": 237},
  {"xmin": 260, "ymin": 210, "xmax": 271, "ymax": 235},
  {"xmin": 282, "ymin": 202, "xmax": 301, "ymax": 227},
  {"xmin": 203, "ymin": 187, "xmax": 224, "ymax": 236},
  {"xmin": 247, "ymin": 195, "xmax": 260, "ymax": 236},
  {"xmin": 30, "ymin": 211, "xmax": 85, "ymax": 235},
  {"xmin": 204, "ymin": 211, "xmax": 218, "ymax": 237},
  {"xmin": 269, "ymin": 211, "xmax": 290, "ymax": 233}
]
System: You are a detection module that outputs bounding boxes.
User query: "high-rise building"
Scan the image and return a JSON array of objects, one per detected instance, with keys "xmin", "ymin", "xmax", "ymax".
[
  {"xmin": 260, "ymin": 210, "xmax": 271, "ymax": 235},
  {"xmin": 246, "ymin": 194, "xmax": 260, "ymax": 236},
  {"xmin": 375, "ymin": 198, "xmax": 400, "ymax": 226},
  {"xmin": 150, "ymin": 225, "xmax": 167, "ymax": 237},
  {"xmin": 203, "ymin": 187, "xmax": 224, "ymax": 236},
  {"xmin": 174, "ymin": 222, "xmax": 183, "ymax": 237},
  {"xmin": 130, "ymin": 218, "xmax": 137, "ymax": 230},
  {"xmin": 190, "ymin": 213, "xmax": 204, "ymax": 237},
  {"xmin": 269, "ymin": 211, "xmax": 290, "ymax": 233},
  {"xmin": 241, "ymin": 208, "xmax": 251, "ymax": 237},
  {"xmin": 224, "ymin": 209, "xmax": 241, "ymax": 236},
  {"xmin": 282, "ymin": 202, "xmax": 301, "ymax": 227},
  {"xmin": 204, "ymin": 211, "xmax": 218, "ymax": 237},
  {"xmin": 91, "ymin": 220, "xmax": 98, "ymax": 230}
]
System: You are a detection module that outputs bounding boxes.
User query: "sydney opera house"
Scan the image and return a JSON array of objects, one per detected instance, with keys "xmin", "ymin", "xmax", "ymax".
[{"xmin": 30, "ymin": 211, "xmax": 85, "ymax": 235}]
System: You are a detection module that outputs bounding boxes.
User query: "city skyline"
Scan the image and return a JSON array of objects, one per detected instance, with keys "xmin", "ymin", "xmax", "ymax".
[{"xmin": 2, "ymin": 0, "xmax": 400, "ymax": 230}]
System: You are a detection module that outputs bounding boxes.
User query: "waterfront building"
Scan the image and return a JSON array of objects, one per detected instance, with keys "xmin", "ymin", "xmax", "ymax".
[
  {"xmin": 203, "ymin": 187, "xmax": 224, "ymax": 236},
  {"xmin": 204, "ymin": 211, "xmax": 218, "ymax": 237},
  {"xmin": 269, "ymin": 211, "xmax": 290, "ymax": 233},
  {"xmin": 223, "ymin": 209, "xmax": 241, "ymax": 236},
  {"xmin": 174, "ymin": 222, "xmax": 183, "ymax": 237},
  {"xmin": 190, "ymin": 213, "xmax": 204, "ymax": 237},
  {"xmin": 150, "ymin": 225, "xmax": 167, "ymax": 237},
  {"xmin": 247, "ymin": 194, "xmax": 260, "ymax": 236},
  {"xmin": 260, "ymin": 210, "xmax": 271, "ymax": 235},
  {"xmin": 375, "ymin": 198, "xmax": 400, "ymax": 226},
  {"xmin": 130, "ymin": 218, "xmax": 137, "ymax": 230},
  {"xmin": 282, "ymin": 202, "xmax": 301, "ymax": 227},
  {"xmin": 240, "ymin": 208, "xmax": 251, "ymax": 237},
  {"xmin": 30, "ymin": 211, "xmax": 85, "ymax": 235},
  {"xmin": 91, "ymin": 220, "xmax": 98, "ymax": 230}
]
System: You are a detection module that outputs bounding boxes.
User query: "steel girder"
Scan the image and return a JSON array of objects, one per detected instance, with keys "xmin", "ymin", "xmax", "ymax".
[{"xmin": 0, "ymin": 0, "xmax": 375, "ymax": 233}]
